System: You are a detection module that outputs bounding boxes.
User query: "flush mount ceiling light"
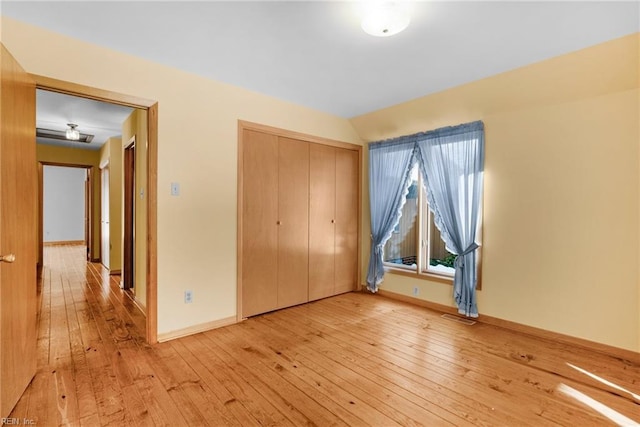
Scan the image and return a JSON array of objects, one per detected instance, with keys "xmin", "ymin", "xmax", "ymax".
[
  {"xmin": 361, "ymin": 2, "xmax": 411, "ymax": 37},
  {"xmin": 37, "ymin": 127, "xmax": 94, "ymax": 143},
  {"xmin": 66, "ymin": 123, "xmax": 80, "ymax": 141}
]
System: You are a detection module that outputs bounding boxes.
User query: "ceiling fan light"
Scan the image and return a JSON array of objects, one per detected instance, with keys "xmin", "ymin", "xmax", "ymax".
[
  {"xmin": 361, "ymin": 3, "xmax": 410, "ymax": 37},
  {"xmin": 66, "ymin": 123, "xmax": 80, "ymax": 141}
]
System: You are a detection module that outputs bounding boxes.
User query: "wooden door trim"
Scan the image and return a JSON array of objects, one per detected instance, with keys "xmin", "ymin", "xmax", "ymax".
[
  {"xmin": 123, "ymin": 139, "xmax": 135, "ymax": 291},
  {"xmin": 146, "ymin": 104, "xmax": 158, "ymax": 344},
  {"xmin": 29, "ymin": 74, "xmax": 156, "ymax": 108},
  {"xmin": 236, "ymin": 122, "xmax": 245, "ymax": 322},
  {"xmin": 237, "ymin": 120, "xmax": 363, "ymax": 322},
  {"xmin": 86, "ymin": 167, "xmax": 94, "ymax": 261},
  {"xmin": 239, "ymin": 120, "xmax": 362, "ymax": 151},
  {"xmin": 100, "ymin": 164, "xmax": 109, "ymax": 269},
  {"xmin": 37, "ymin": 163, "xmax": 43, "ymax": 276},
  {"xmin": 31, "ymin": 74, "xmax": 158, "ymax": 345}
]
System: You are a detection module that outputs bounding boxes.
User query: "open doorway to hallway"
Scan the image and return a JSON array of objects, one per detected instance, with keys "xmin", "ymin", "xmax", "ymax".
[
  {"xmin": 32, "ymin": 75, "xmax": 158, "ymax": 345},
  {"xmin": 35, "ymin": 87, "xmax": 151, "ymax": 333}
]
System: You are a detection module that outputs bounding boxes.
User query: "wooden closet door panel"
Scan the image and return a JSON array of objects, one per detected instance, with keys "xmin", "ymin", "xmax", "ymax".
[
  {"xmin": 308, "ymin": 144, "xmax": 336, "ymax": 301},
  {"xmin": 277, "ymin": 137, "xmax": 309, "ymax": 308},
  {"xmin": 242, "ymin": 130, "xmax": 279, "ymax": 317},
  {"xmin": 335, "ymin": 148, "xmax": 359, "ymax": 294}
]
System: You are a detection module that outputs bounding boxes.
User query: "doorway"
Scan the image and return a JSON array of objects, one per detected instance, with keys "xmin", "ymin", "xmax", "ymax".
[
  {"xmin": 37, "ymin": 161, "xmax": 95, "ymax": 268},
  {"xmin": 123, "ymin": 140, "xmax": 135, "ymax": 291},
  {"xmin": 34, "ymin": 76, "xmax": 158, "ymax": 344},
  {"xmin": 101, "ymin": 165, "xmax": 110, "ymax": 269},
  {"xmin": 42, "ymin": 164, "xmax": 89, "ymax": 247}
]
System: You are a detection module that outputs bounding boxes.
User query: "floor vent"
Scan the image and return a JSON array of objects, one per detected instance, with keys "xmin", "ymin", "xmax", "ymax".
[{"xmin": 441, "ymin": 313, "xmax": 476, "ymax": 325}]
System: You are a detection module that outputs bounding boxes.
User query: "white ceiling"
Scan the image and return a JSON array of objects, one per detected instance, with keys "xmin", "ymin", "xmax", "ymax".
[
  {"xmin": 4, "ymin": 1, "xmax": 639, "ymax": 119},
  {"xmin": 36, "ymin": 90, "xmax": 134, "ymax": 150}
]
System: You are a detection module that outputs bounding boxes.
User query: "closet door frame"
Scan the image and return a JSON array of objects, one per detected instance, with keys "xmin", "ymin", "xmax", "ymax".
[{"xmin": 237, "ymin": 120, "xmax": 362, "ymax": 322}]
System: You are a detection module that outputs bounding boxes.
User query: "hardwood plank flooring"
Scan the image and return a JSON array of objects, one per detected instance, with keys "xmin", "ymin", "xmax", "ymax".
[{"xmin": 9, "ymin": 244, "xmax": 640, "ymax": 426}]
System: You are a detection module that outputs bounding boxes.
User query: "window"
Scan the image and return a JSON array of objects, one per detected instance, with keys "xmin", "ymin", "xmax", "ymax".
[
  {"xmin": 367, "ymin": 120, "xmax": 484, "ymax": 315},
  {"xmin": 382, "ymin": 164, "xmax": 480, "ymax": 281}
]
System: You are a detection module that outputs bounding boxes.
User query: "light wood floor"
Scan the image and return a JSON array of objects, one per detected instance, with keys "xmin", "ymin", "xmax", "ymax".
[{"xmin": 9, "ymin": 245, "xmax": 640, "ymax": 426}]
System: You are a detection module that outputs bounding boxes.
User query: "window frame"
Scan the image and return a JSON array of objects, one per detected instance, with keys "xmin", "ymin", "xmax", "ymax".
[{"xmin": 383, "ymin": 167, "xmax": 483, "ymax": 290}]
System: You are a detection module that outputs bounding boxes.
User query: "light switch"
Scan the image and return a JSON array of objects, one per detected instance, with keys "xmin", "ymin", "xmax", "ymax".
[{"xmin": 171, "ymin": 182, "xmax": 180, "ymax": 196}]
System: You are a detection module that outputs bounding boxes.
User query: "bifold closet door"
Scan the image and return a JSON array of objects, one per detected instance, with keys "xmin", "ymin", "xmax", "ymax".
[
  {"xmin": 242, "ymin": 130, "xmax": 278, "ymax": 317},
  {"xmin": 334, "ymin": 148, "xmax": 359, "ymax": 294},
  {"xmin": 309, "ymin": 145, "xmax": 359, "ymax": 300},
  {"xmin": 308, "ymin": 144, "xmax": 336, "ymax": 301},
  {"xmin": 242, "ymin": 127, "xmax": 359, "ymax": 316},
  {"xmin": 277, "ymin": 137, "xmax": 309, "ymax": 308}
]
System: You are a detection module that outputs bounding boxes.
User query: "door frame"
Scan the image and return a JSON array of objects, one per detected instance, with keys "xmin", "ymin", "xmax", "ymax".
[
  {"xmin": 123, "ymin": 139, "xmax": 136, "ymax": 291},
  {"xmin": 100, "ymin": 164, "xmax": 110, "ymax": 270},
  {"xmin": 38, "ymin": 163, "xmax": 93, "ymax": 261},
  {"xmin": 32, "ymin": 74, "xmax": 159, "ymax": 344}
]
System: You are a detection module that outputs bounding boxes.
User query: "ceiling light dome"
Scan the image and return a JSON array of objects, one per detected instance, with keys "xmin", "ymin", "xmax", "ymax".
[
  {"xmin": 361, "ymin": 2, "xmax": 411, "ymax": 37},
  {"xmin": 66, "ymin": 123, "xmax": 80, "ymax": 141}
]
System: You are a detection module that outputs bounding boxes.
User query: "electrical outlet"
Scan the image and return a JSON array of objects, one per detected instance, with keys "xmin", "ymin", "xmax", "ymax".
[
  {"xmin": 184, "ymin": 290, "xmax": 193, "ymax": 304},
  {"xmin": 412, "ymin": 286, "xmax": 419, "ymax": 296}
]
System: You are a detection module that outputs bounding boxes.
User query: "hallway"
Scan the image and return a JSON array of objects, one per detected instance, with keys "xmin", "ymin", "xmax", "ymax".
[{"xmin": 10, "ymin": 244, "xmax": 146, "ymax": 425}]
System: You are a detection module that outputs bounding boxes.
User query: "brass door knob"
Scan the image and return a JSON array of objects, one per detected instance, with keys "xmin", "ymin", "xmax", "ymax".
[{"xmin": 0, "ymin": 254, "xmax": 16, "ymax": 263}]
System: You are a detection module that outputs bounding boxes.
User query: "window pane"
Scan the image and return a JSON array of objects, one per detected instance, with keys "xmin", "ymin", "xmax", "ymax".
[
  {"xmin": 383, "ymin": 166, "xmax": 418, "ymax": 270},
  {"xmin": 421, "ymin": 186, "xmax": 455, "ymax": 276}
]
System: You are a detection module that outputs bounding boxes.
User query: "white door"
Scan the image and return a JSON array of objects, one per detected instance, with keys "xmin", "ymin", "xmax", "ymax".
[{"xmin": 101, "ymin": 166, "xmax": 110, "ymax": 269}]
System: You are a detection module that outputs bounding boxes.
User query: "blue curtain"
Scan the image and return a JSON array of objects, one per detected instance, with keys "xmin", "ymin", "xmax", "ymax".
[
  {"xmin": 416, "ymin": 121, "xmax": 484, "ymax": 317},
  {"xmin": 366, "ymin": 138, "xmax": 417, "ymax": 291},
  {"xmin": 366, "ymin": 121, "xmax": 484, "ymax": 316}
]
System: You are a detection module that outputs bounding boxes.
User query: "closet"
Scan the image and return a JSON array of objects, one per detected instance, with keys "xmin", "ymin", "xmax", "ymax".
[{"xmin": 240, "ymin": 124, "xmax": 360, "ymax": 318}]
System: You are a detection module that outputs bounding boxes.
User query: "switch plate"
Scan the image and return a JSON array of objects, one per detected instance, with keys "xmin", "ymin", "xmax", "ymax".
[
  {"xmin": 171, "ymin": 182, "xmax": 180, "ymax": 196},
  {"xmin": 184, "ymin": 290, "xmax": 193, "ymax": 304},
  {"xmin": 412, "ymin": 286, "xmax": 419, "ymax": 296}
]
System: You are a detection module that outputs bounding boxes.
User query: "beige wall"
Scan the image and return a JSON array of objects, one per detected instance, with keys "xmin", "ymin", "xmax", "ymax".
[
  {"xmin": 122, "ymin": 110, "xmax": 148, "ymax": 307},
  {"xmin": 1, "ymin": 18, "xmax": 363, "ymax": 336},
  {"xmin": 98, "ymin": 139, "xmax": 109, "ymax": 167},
  {"xmin": 99, "ymin": 137, "xmax": 123, "ymax": 273},
  {"xmin": 36, "ymin": 144, "xmax": 101, "ymax": 259},
  {"xmin": 351, "ymin": 34, "xmax": 640, "ymax": 352}
]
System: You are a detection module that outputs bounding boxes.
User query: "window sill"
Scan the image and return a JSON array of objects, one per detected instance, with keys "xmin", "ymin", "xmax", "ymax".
[
  {"xmin": 384, "ymin": 265, "xmax": 483, "ymax": 290},
  {"xmin": 384, "ymin": 266, "xmax": 454, "ymax": 285}
]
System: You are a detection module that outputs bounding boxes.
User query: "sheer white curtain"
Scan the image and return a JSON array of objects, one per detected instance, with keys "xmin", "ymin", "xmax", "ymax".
[
  {"xmin": 417, "ymin": 121, "xmax": 484, "ymax": 317},
  {"xmin": 366, "ymin": 139, "xmax": 417, "ymax": 291}
]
